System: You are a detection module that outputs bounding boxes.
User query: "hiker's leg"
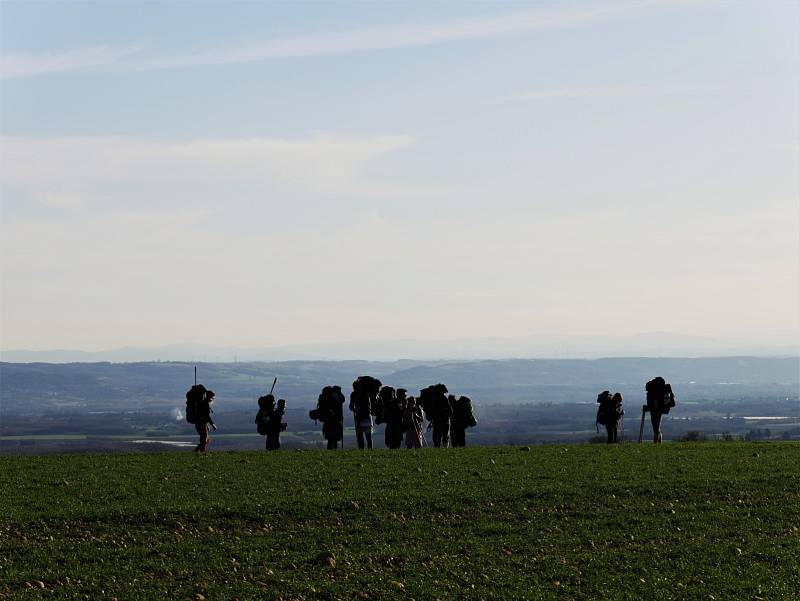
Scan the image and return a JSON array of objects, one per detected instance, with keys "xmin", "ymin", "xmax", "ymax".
[
  {"xmin": 356, "ymin": 430, "xmax": 365, "ymax": 449},
  {"xmin": 200, "ymin": 424, "xmax": 210, "ymax": 452},
  {"xmin": 650, "ymin": 411, "xmax": 662, "ymax": 443},
  {"xmin": 365, "ymin": 431, "xmax": 373, "ymax": 449},
  {"xmin": 195, "ymin": 423, "xmax": 206, "ymax": 452}
]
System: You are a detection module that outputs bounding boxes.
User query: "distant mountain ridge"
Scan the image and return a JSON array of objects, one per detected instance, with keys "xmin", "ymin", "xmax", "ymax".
[{"xmin": 2, "ymin": 332, "xmax": 797, "ymax": 363}]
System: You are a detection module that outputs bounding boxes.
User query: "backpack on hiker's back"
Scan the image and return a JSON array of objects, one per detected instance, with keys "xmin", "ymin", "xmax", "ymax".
[
  {"xmin": 255, "ymin": 395, "xmax": 274, "ymax": 435},
  {"xmin": 646, "ymin": 377, "xmax": 676, "ymax": 414},
  {"xmin": 185, "ymin": 384, "xmax": 207, "ymax": 424}
]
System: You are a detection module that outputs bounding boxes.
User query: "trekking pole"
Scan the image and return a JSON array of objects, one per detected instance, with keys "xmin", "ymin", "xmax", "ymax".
[
  {"xmin": 341, "ymin": 416, "xmax": 345, "ymax": 449},
  {"xmin": 638, "ymin": 405, "xmax": 647, "ymax": 443},
  {"xmin": 415, "ymin": 417, "xmax": 427, "ymax": 448}
]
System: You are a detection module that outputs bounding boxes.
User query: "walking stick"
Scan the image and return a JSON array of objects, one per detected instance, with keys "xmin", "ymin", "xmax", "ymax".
[
  {"xmin": 414, "ymin": 415, "xmax": 427, "ymax": 448},
  {"xmin": 638, "ymin": 404, "xmax": 647, "ymax": 443}
]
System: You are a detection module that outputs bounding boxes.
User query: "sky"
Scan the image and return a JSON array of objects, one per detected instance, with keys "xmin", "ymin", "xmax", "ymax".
[{"xmin": 1, "ymin": 0, "xmax": 798, "ymax": 353}]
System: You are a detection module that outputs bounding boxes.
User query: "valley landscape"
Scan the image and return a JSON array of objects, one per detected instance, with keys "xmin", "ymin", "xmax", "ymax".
[{"xmin": 1, "ymin": 357, "xmax": 798, "ymax": 453}]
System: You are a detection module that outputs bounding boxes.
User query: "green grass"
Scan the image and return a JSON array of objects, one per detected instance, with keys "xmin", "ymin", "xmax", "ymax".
[{"xmin": 1, "ymin": 443, "xmax": 798, "ymax": 600}]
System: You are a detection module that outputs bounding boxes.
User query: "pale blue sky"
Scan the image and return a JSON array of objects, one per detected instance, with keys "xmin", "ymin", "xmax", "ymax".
[{"xmin": 1, "ymin": 1, "xmax": 798, "ymax": 351}]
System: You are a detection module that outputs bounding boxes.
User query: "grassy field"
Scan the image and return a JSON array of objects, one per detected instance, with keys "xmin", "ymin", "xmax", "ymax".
[{"xmin": 1, "ymin": 443, "xmax": 798, "ymax": 600}]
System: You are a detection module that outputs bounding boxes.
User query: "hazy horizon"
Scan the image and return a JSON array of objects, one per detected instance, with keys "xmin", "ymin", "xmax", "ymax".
[
  {"xmin": 2, "ymin": 329, "xmax": 798, "ymax": 364},
  {"xmin": 2, "ymin": 1, "xmax": 798, "ymax": 351}
]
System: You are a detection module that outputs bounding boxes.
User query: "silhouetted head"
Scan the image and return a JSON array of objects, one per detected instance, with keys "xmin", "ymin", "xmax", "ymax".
[
  {"xmin": 396, "ymin": 388, "xmax": 407, "ymax": 399},
  {"xmin": 612, "ymin": 393, "xmax": 623, "ymax": 403},
  {"xmin": 206, "ymin": 390, "xmax": 215, "ymax": 402}
]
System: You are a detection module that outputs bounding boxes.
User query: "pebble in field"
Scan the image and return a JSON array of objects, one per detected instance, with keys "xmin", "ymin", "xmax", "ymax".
[{"xmin": 315, "ymin": 552, "xmax": 336, "ymax": 568}]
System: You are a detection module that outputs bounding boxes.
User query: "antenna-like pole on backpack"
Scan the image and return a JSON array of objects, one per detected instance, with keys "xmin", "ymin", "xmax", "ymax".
[
  {"xmin": 268, "ymin": 377, "xmax": 277, "ymax": 396},
  {"xmin": 194, "ymin": 365, "xmax": 197, "ymax": 386}
]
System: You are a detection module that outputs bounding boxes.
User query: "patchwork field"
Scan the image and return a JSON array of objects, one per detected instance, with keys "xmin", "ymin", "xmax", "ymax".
[{"xmin": 1, "ymin": 443, "xmax": 798, "ymax": 600}]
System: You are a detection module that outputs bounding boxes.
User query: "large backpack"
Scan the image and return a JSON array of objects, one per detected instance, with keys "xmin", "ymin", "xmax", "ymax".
[
  {"xmin": 185, "ymin": 384, "xmax": 207, "ymax": 424},
  {"xmin": 255, "ymin": 410, "xmax": 270, "ymax": 435},
  {"xmin": 255, "ymin": 395, "xmax": 273, "ymax": 435},
  {"xmin": 596, "ymin": 391, "xmax": 612, "ymax": 426},
  {"xmin": 662, "ymin": 384, "xmax": 676, "ymax": 415},
  {"xmin": 645, "ymin": 378, "xmax": 666, "ymax": 411},
  {"xmin": 458, "ymin": 396, "xmax": 477, "ymax": 428}
]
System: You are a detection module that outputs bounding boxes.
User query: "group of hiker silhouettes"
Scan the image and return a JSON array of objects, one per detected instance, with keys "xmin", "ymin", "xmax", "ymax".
[
  {"xmin": 309, "ymin": 377, "xmax": 477, "ymax": 450},
  {"xmin": 185, "ymin": 373, "xmax": 674, "ymax": 452},
  {"xmin": 184, "ymin": 376, "xmax": 477, "ymax": 452},
  {"xmin": 595, "ymin": 376, "xmax": 676, "ymax": 444}
]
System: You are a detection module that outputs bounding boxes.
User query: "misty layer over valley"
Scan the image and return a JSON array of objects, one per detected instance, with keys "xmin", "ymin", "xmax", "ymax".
[{"xmin": 1, "ymin": 357, "xmax": 797, "ymax": 453}]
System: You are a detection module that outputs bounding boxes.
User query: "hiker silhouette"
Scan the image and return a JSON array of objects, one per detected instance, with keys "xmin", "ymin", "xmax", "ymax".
[
  {"xmin": 256, "ymin": 395, "xmax": 286, "ymax": 450},
  {"xmin": 596, "ymin": 391, "xmax": 624, "ymax": 443},
  {"xmin": 645, "ymin": 377, "xmax": 676, "ymax": 443},
  {"xmin": 419, "ymin": 384, "xmax": 451, "ymax": 447},
  {"xmin": 403, "ymin": 396, "xmax": 425, "ymax": 448},
  {"xmin": 381, "ymin": 386, "xmax": 405, "ymax": 449},
  {"xmin": 193, "ymin": 390, "xmax": 215, "ymax": 452},
  {"xmin": 350, "ymin": 376, "xmax": 381, "ymax": 449},
  {"xmin": 311, "ymin": 386, "xmax": 344, "ymax": 449},
  {"xmin": 450, "ymin": 395, "xmax": 477, "ymax": 447}
]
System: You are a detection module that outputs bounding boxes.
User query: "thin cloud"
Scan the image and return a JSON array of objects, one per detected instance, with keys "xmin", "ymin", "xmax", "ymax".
[
  {"xmin": 0, "ymin": 134, "xmax": 416, "ymax": 210},
  {"xmin": 0, "ymin": 44, "xmax": 144, "ymax": 79},
  {"xmin": 1, "ymin": 0, "xmax": 713, "ymax": 79},
  {"xmin": 496, "ymin": 85, "xmax": 716, "ymax": 103}
]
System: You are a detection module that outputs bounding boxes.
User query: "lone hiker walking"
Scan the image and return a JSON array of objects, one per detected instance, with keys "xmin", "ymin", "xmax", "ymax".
[
  {"xmin": 194, "ymin": 389, "xmax": 216, "ymax": 452},
  {"xmin": 645, "ymin": 377, "xmax": 676, "ymax": 443}
]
